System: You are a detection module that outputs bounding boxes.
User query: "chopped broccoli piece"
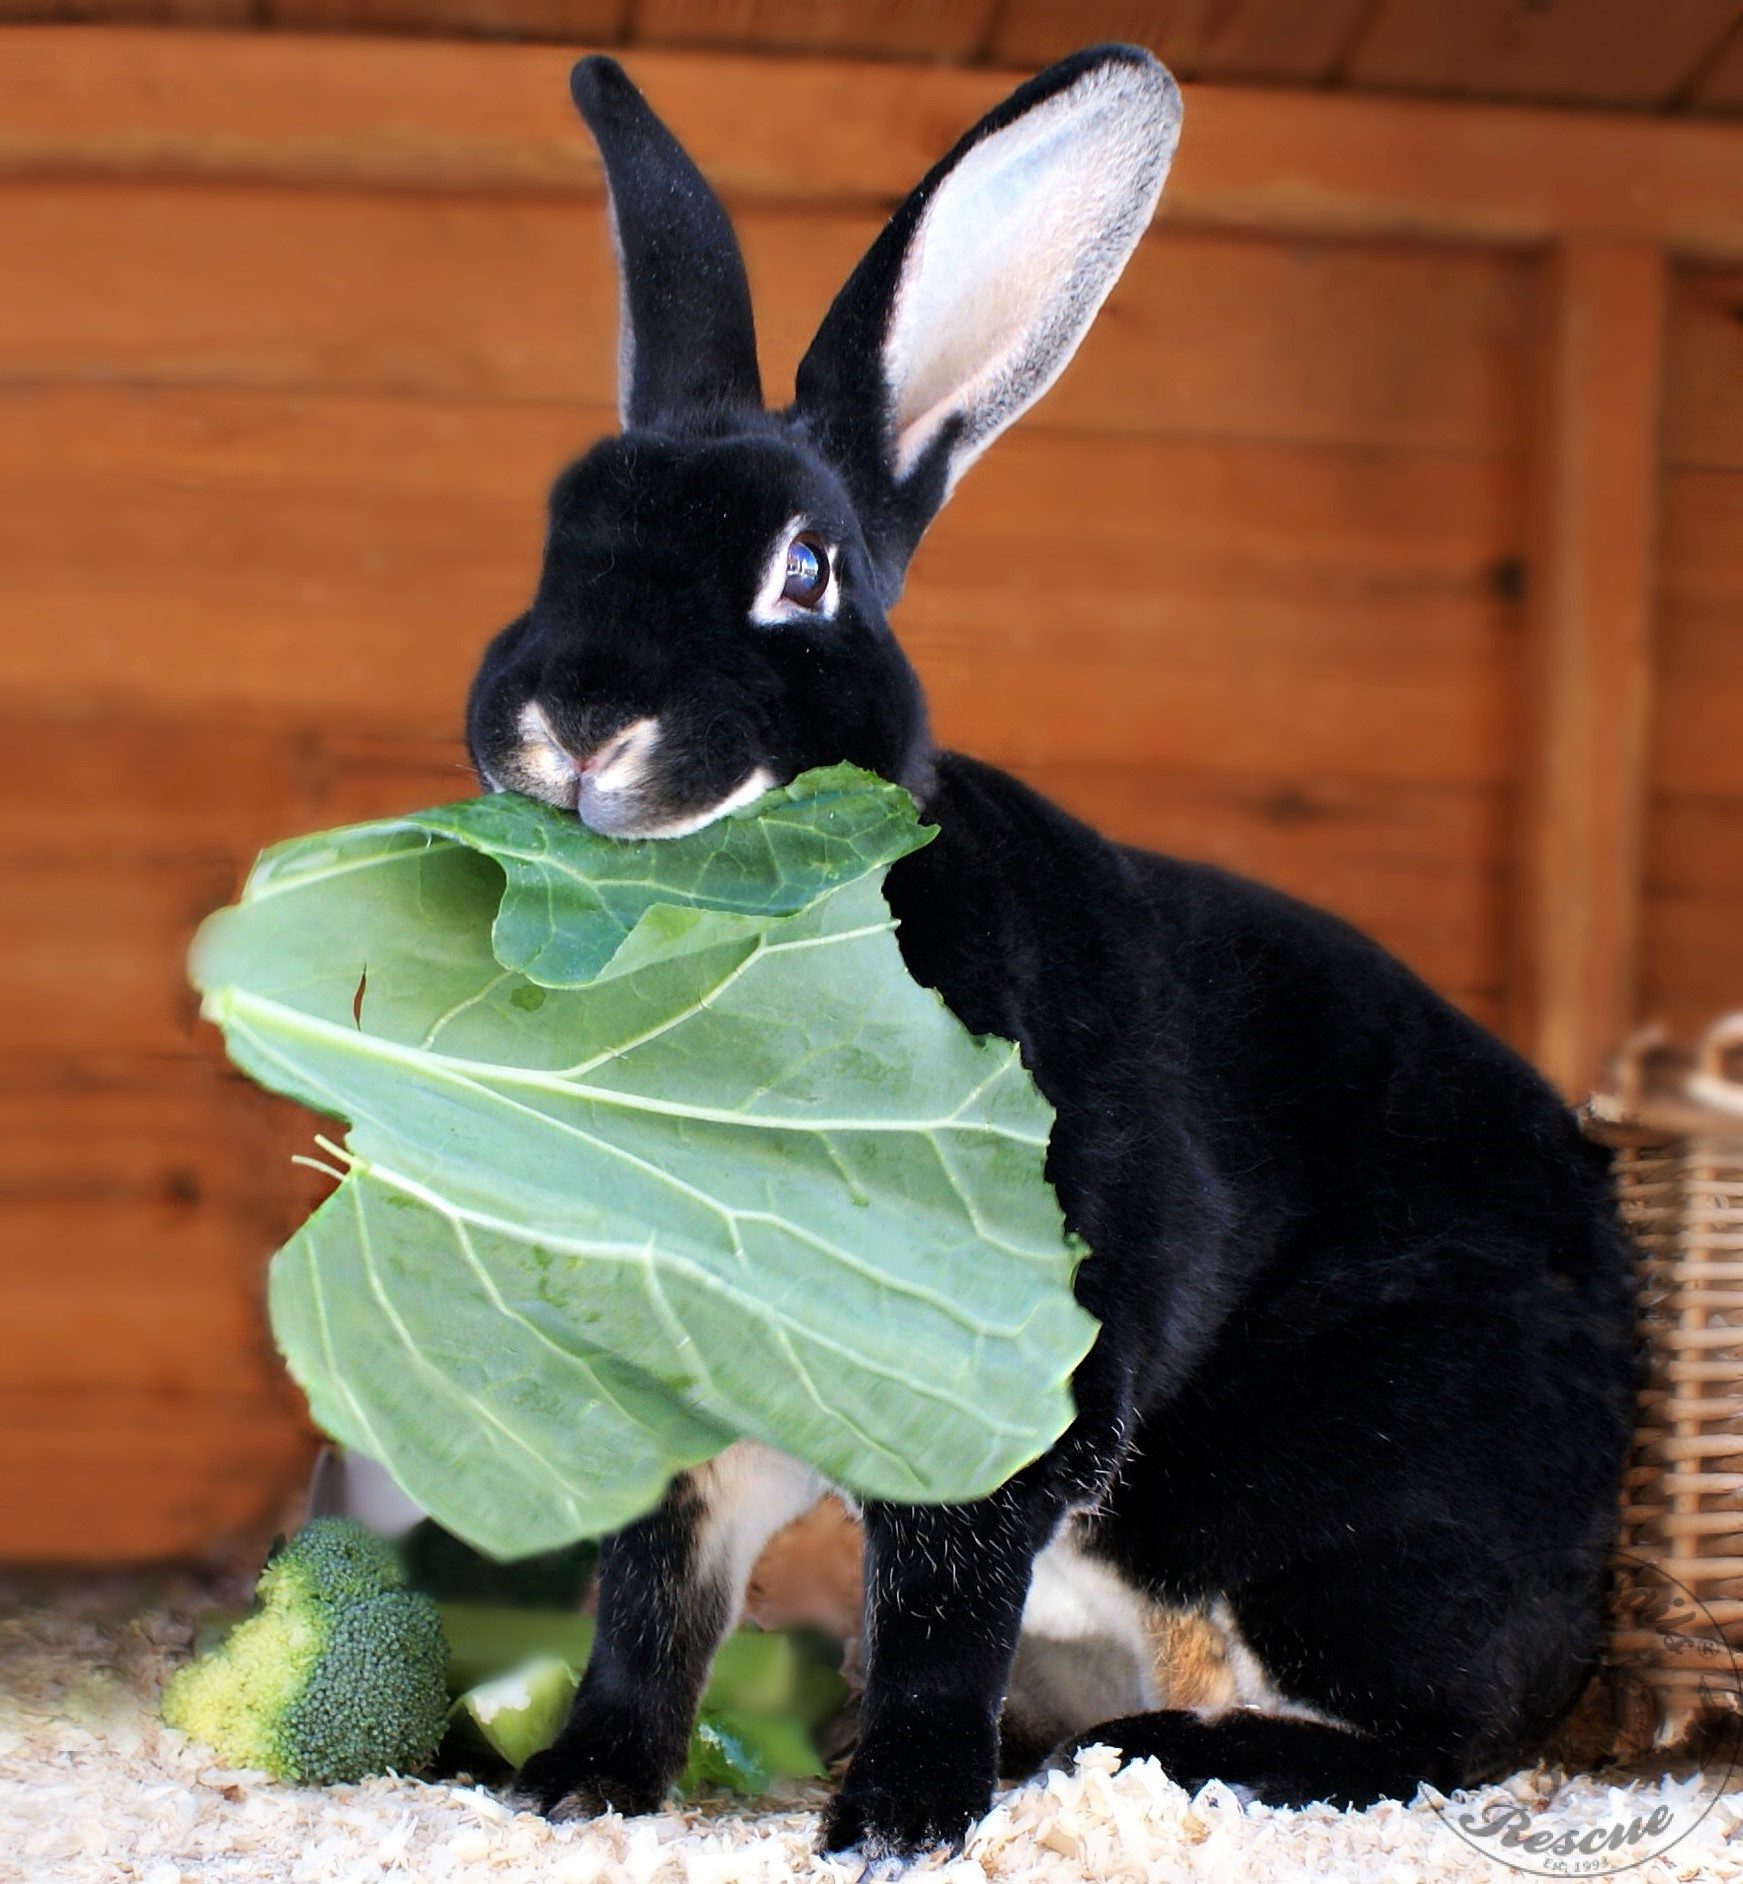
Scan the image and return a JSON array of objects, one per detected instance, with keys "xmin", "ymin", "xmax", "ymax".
[{"xmin": 161, "ymin": 1517, "xmax": 449, "ymax": 1784}]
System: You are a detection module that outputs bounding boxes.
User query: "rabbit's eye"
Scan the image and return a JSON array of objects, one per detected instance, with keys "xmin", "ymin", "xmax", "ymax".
[{"xmin": 781, "ymin": 533, "xmax": 830, "ymax": 608}]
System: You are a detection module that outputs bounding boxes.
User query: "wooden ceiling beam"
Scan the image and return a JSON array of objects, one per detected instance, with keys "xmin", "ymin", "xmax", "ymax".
[
  {"xmin": 629, "ymin": 0, "xmax": 999, "ymax": 64},
  {"xmin": 1342, "ymin": 0, "xmax": 1743, "ymax": 113},
  {"xmin": 1683, "ymin": 14, "xmax": 1743, "ymax": 111},
  {"xmin": 14, "ymin": 27, "xmax": 1743, "ymax": 259},
  {"xmin": 991, "ymin": 0, "xmax": 1373, "ymax": 85},
  {"xmin": 264, "ymin": 0, "xmax": 629, "ymax": 41}
]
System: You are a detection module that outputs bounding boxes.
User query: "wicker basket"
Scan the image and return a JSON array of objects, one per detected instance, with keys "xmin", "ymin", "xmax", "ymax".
[{"xmin": 1582, "ymin": 1018, "xmax": 1743, "ymax": 1746}]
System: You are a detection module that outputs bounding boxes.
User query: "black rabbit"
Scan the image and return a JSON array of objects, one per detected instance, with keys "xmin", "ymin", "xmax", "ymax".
[{"xmin": 467, "ymin": 46, "xmax": 1637, "ymax": 1861}]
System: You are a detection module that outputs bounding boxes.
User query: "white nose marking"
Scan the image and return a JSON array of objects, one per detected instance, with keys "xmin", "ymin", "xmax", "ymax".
[
  {"xmin": 585, "ymin": 717, "xmax": 660, "ymax": 794},
  {"xmin": 513, "ymin": 699, "xmax": 579, "ymax": 802},
  {"xmin": 634, "ymin": 765, "xmax": 778, "ymax": 838}
]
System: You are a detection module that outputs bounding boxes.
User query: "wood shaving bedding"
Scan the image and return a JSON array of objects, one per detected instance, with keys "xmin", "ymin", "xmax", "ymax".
[{"xmin": 3, "ymin": 1585, "xmax": 1739, "ymax": 1884}]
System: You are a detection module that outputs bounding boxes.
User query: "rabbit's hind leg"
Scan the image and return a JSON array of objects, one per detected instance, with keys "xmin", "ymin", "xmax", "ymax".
[
  {"xmin": 1055, "ymin": 1534, "xmax": 1603, "ymax": 1807},
  {"xmin": 1050, "ymin": 1580, "xmax": 1462, "ymax": 1809},
  {"xmin": 1052, "ymin": 1707, "xmax": 1443, "ymax": 1808}
]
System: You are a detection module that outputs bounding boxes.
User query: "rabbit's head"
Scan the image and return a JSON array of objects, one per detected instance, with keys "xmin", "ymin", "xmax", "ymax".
[{"xmin": 467, "ymin": 48, "xmax": 1181, "ymax": 837}]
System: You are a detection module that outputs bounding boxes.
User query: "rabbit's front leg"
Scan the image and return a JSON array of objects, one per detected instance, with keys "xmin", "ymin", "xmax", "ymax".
[
  {"xmin": 823, "ymin": 1485, "xmax": 1059, "ymax": 1859},
  {"xmin": 514, "ymin": 1443, "xmax": 822, "ymax": 1820}
]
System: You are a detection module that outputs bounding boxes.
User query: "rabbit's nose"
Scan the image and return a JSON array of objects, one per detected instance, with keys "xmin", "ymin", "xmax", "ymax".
[
  {"xmin": 576, "ymin": 722, "xmax": 642, "ymax": 779},
  {"xmin": 575, "ymin": 716, "xmax": 661, "ymax": 795}
]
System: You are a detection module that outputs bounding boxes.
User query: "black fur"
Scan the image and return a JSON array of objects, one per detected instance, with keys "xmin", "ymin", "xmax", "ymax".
[
  {"xmin": 478, "ymin": 48, "xmax": 1638, "ymax": 1861},
  {"xmin": 569, "ymin": 57, "xmax": 762, "ymax": 429}
]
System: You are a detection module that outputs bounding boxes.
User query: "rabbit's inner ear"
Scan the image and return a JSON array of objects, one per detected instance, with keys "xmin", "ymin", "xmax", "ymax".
[{"xmin": 886, "ymin": 58, "xmax": 1179, "ymax": 496}]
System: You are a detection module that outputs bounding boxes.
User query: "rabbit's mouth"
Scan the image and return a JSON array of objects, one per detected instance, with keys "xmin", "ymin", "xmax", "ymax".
[
  {"xmin": 490, "ymin": 699, "xmax": 780, "ymax": 840},
  {"xmin": 581, "ymin": 761, "xmax": 780, "ymax": 840},
  {"xmin": 584, "ymin": 761, "xmax": 783, "ymax": 844}
]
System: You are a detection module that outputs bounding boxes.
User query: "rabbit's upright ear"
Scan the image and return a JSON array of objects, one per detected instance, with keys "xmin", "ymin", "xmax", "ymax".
[
  {"xmin": 794, "ymin": 46, "xmax": 1179, "ymax": 587},
  {"xmin": 570, "ymin": 57, "xmax": 762, "ymax": 430}
]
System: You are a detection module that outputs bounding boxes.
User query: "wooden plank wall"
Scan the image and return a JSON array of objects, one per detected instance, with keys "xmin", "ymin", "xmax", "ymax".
[{"xmin": 2, "ymin": 30, "xmax": 1739, "ymax": 1562}]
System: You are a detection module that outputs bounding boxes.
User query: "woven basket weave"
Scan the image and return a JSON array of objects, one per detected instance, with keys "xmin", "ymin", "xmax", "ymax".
[{"xmin": 1582, "ymin": 1018, "xmax": 1743, "ymax": 1745}]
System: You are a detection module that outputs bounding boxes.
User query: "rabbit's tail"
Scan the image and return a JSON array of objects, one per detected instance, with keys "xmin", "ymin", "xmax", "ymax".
[{"xmin": 1054, "ymin": 1709, "xmax": 1461, "ymax": 1809}]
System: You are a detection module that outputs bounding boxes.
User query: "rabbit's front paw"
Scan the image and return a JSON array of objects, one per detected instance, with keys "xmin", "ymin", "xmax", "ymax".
[
  {"xmin": 821, "ymin": 1763, "xmax": 993, "ymax": 1860},
  {"xmin": 509, "ymin": 1729, "xmax": 669, "ymax": 1823}
]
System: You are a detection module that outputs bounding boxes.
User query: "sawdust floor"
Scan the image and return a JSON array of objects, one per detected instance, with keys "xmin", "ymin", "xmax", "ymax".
[{"xmin": 4, "ymin": 1578, "xmax": 1740, "ymax": 1884}]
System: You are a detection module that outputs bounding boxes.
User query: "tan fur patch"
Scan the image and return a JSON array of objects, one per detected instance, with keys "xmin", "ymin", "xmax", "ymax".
[{"xmin": 1148, "ymin": 1603, "xmax": 1240, "ymax": 1712}]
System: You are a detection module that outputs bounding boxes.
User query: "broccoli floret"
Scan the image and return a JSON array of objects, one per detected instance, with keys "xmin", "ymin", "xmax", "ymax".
[
  {"xmin": 260, "ymin": 1512, "xmax": 406, "ymax": 1605},
  {"xmin": 162, "ymin": 1517, "xmax": 449, "ymax": 1784}
]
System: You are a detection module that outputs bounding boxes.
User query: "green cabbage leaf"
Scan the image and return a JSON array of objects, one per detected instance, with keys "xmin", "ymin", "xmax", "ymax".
[{"xmin": 191, "ymin": 766, "xmax": 1095, "ymax": 1558}]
